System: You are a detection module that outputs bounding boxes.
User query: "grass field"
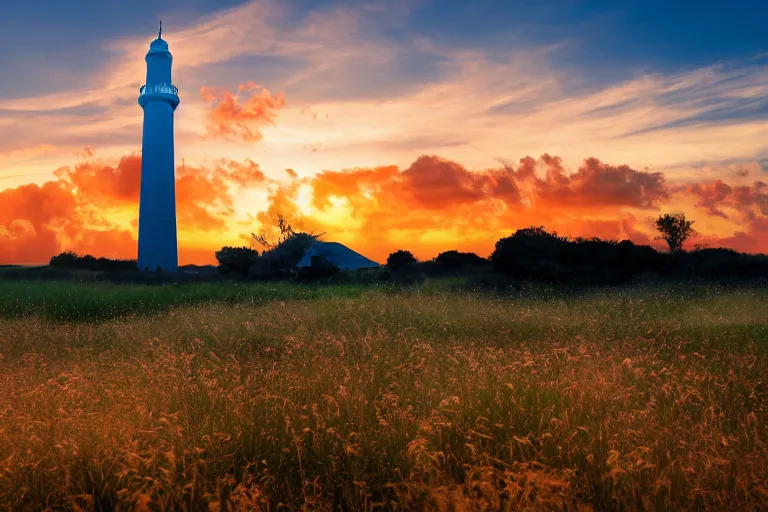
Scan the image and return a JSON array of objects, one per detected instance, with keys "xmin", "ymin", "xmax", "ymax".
[{"xmin": 0, "ymin": 279, "xmax": 766, "ymax": 510}]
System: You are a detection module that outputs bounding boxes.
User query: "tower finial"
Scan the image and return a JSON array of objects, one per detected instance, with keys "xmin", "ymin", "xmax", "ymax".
[{"xmin": 159, "ymin": 20, "xmax": 162, "ymax": 39}]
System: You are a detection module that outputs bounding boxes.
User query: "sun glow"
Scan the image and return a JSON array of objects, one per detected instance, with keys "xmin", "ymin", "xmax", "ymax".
[{"xmin": 295, "ymin": 183, "xmax": 314, "ymax": 216}]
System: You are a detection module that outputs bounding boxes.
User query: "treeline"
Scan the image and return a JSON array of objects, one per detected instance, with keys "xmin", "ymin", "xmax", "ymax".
[
  {"xmin": 382, "ymin": 227, "xmax": 768, "ymax": 285},
  {"xmin": 377, "ymin": 215, "xmax": 768, "ymax": 286},
  {"xmin": 39, "ymin": 215, "xmax": 767, "ymax": 287},
  {"xmin": 214, "ymin": 214, "xmax": 497, "ymax": 283},
  {"xmin": 486, "ymin": 227, "xmax": 767, "ymax": 285},
  {"xmin": 215, "ymin": 244, "xmax": 492, "ymax": 284},
  {"xmin": 49, "ymin": 251, "xmax": 138, "ymax": 272},
  {"xmin": 217, "ymin": 227, "xmax": 768, "ymax": 287}
]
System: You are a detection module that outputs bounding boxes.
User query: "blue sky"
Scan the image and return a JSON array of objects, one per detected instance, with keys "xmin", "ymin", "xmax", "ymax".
[
  {"xmin": 0, "ymin": 0, "xmax": 765, "ymax": 176},
  {"xmin": 408, "ymin": 0, "xmax": 767, "ymax": 64},
  {"xmin": 1, "ymin": 0, "xmax": 765, "ymax": 98}
]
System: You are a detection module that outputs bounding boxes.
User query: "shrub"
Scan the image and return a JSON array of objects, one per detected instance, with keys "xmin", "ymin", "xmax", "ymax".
[
  {"xmin": 386, "ymin": 250, "xmax": 417, "ymax": 271},
  {"xmin": 489, "ymin": 225, "xmax": 767, "ymax": 285},
  {"xmin": 490, "ymin": 227, "xmax": 568, "ymax": 280},
  {"xmin": 435, "ymin": 250, "xmax": 488, "ymax": 269},
  {"xmin": 678, "ymin": 248, "xmax": 768, "ymax": 280},
  {"xmin": 49, "ymin": 251, "xmax": 138, "ymax": 272},
  {"xmin": 215, "ymin": 246, "xmax": 259, "ymax": 277},
  {"xmin": 49, "ymin": 251, "xmax": 79, "ymax": 268},
  {"xmin": 296, "ymin": 255, "xmax": 339, "ymax": 283},
  {"xmin": 257, "ymin": 233, "xmax": 319, "ymax": 280}
]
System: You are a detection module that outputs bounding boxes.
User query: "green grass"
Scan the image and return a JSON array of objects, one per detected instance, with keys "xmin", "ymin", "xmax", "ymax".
[
  {"xmin": 0, "ymin": 280, "xmax": 766, "ymax": 510},
  {"xmin": 0, "ymin": 279, "xmax": 376, "ymax": 322}
]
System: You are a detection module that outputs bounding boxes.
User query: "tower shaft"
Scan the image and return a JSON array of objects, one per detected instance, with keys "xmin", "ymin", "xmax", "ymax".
[{"xmin": 137, "ymin": 34, "xmax": 180, "ymax": 272}]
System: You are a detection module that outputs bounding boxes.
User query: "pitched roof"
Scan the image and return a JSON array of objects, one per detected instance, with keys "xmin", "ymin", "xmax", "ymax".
[{"xmin": 296, "ymin": 242, "xmax": 379, "ymax": 270}]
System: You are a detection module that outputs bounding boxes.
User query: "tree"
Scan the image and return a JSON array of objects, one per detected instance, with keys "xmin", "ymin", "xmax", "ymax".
[
  {"xmin": 215, "ymin": 246, "xmax": 259, "ymax": 277},
  {"xmin": 435, "ymin": 250, "xmax": 488, "ymax": 269},
  {"xmin": 258, "ymin": 232, "xmax": 320, "ymax": 278},
  {"xmin": 490, "ymin": 226, "xmax": 568, "ymax": 278},
  {"xmin": 252, "ymin": 214, "xmax": 295, "ymax": 249},
  {"xmin": 513, "ymin": 226, "xmax": 565, "ymax": 240},
  {"xmin": 243, "ymin": 213, "xmax": 330, "ymax": 279},
  {"xmin": 49, "ymin": 251, "xmax": 137, "ymax": 271},
  {"xmin": 655, "ymin": 213, "xmax": 694, "ymax": 252},
  {"xmin": 387, "ymin": 250, "xmax": 417, "ymax": 271},
  {"xmin": 49, "ymin": 251, "xmax": 79, "ymax": 268}
]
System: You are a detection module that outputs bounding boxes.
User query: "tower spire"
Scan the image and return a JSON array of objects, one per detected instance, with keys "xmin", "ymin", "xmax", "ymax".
[{"xmin": 159, "ymin": 20, "xmax": 162, "ymax": 39}]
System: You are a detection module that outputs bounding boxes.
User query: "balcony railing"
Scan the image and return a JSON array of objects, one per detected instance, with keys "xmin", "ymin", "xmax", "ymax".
[{"xmin": 139, "ymin": 83, "xmax": 178, "ymax": 96}]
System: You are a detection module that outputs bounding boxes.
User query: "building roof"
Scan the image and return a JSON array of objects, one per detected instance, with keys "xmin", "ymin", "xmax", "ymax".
[
  {"xmin": 296, "ymin": 242, "xmax": 379, "ymax": 270},
  {"xmin": 150, "ymin": 37, "xmax": 169, "ymax": 51}
]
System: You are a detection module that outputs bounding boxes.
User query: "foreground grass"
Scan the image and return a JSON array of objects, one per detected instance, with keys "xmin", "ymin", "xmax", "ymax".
[{"xmin": 0, "ymin": 284, "xmax": 766, "ymax": 510}]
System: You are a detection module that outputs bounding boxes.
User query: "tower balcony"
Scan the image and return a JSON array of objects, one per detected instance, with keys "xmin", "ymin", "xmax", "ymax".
[{"xmin": 139, "ymin": 83, "xmax": 180, "ymax": 110}]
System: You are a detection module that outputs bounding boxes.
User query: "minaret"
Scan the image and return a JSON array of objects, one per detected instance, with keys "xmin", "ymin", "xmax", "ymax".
[{"xmin": 137, "ymin": 22, "xmax": 180, "ymax": 272}]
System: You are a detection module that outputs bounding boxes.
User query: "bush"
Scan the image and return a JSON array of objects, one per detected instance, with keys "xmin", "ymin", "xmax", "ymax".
[
  {"xmin": 49, "ymin": 251, "xmax": 138, "ymax": 272},
  {"xmin": 490, "ymin": 227, "xmax": 568, "ymax": 281},
  {"xmin": 677, "ymin": 248, "xmax": 768, "ymax": 281},
  {"xmin": 296, "ymin": 255, "xmax": 339, "ymax": 283},
  {"xmin": 215, "ymin": 246, "xmax": 259, "ymax": 277},
  {"xmin": 489, "ymin": 226, "xmax": 767, "ymax": 285},
  {"xmin": 257, "ymin": 233, "xmax": 319, "ymax": 280},
  {"xmin": 49, "ymin": 251, "xmax": 79, "ymax": 268},
  {"xmin": 435, "ymin": 250, "xmax": 488, "ymax": 269},
  {"xmin": 386, "ymin": 250, "xmax": 417, "ymax": 271}
]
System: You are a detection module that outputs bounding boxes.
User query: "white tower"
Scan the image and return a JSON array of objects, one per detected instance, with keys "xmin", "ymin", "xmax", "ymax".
[{"xmin": 137, "ymin": 22, "xmax": 180, "ymax": 272}]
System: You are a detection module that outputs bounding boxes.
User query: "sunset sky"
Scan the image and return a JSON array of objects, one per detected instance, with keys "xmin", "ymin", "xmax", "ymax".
[{"xmin": 1, "ymin": 0, "xmax": 766, "ymax": 265}]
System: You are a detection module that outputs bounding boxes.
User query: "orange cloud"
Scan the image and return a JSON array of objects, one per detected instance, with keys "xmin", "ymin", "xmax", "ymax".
[
  {"xmin": 523, "ymin": 156, "xmax": 668, "ymax": 210},
  {"xmin": 291, "ymin": 154, "xmax": 765, "ymax": 261},
  {"xmin": 0, "ymin": 155, "xmax": 268, "ymax": 264},
  {"xmin": 1, "ymin": 151, "xmax": 766, "ymax": 266},
  {"xmin": 673, "ymin": 179, "xmax": 767, "ymax": 220},
  {"xmin": 308, "ymin": 154, "xmax": 669, "ymax": 221},
  {"xmin": 54, "ymin": 155, "xmax": 142, "ymax": 206},
  {"xmin": 311, "ymin": 165, "xmax": 399, "ymax": 210},
  {"xmin": 0, "ymin": 181, "xmax": 77, "ymax": 264},
  {"xmin": 200, "ymin": 83, "xmax": 285, "ymax": 142}
]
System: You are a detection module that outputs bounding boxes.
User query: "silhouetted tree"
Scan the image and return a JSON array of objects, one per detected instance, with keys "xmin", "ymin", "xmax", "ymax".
[
  {"xmin": 258, "ymin": 232, "xmax": 320, "ymax": 279},
  {"xmin": 655, "ymin": 213, "xmax": 694, "ymax": 252},
  {"xmin": 49, "ymin": 251, "xmax": 137, "ymax": 271},
  {"xmin": 242, "ymin": 213, "xmax": 326, "ymax": 279},
  {"xmin": 486, "ymin": 223, "xmax": 768, "ymax": 286},
  {"xmin": 490, "ymin": 226, "xmax": 568, "ymax": 280},
  {"xmin": 215, "ymin": 246, "xmax": 259, "ymax": 277},
  {"xmin": 514, "ymin": 226, "xmax": 565, "ymax": 239},
  {"xmin": 435, "ymin": 250, "xmax": 488, "ymax": 269},
  {"xmin": 252, "ymin": 213, "xmax": 325, "ymax": 250},
  {"xmin": 387, "ymin": 250, "xmax": 417, "ymax": 271},
  {"xmin": 252, "ymin": 214, "xmax": 295, "ymax": 249},
  {"xmin": 49, "ymin": 251, "xmax": 79, "ymax": 268}
]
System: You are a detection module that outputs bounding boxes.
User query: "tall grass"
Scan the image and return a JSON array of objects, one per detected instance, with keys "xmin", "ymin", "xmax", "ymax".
[{"xmin": 0, "ymin": 283, "xmax": 766, "ymax": 510}]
